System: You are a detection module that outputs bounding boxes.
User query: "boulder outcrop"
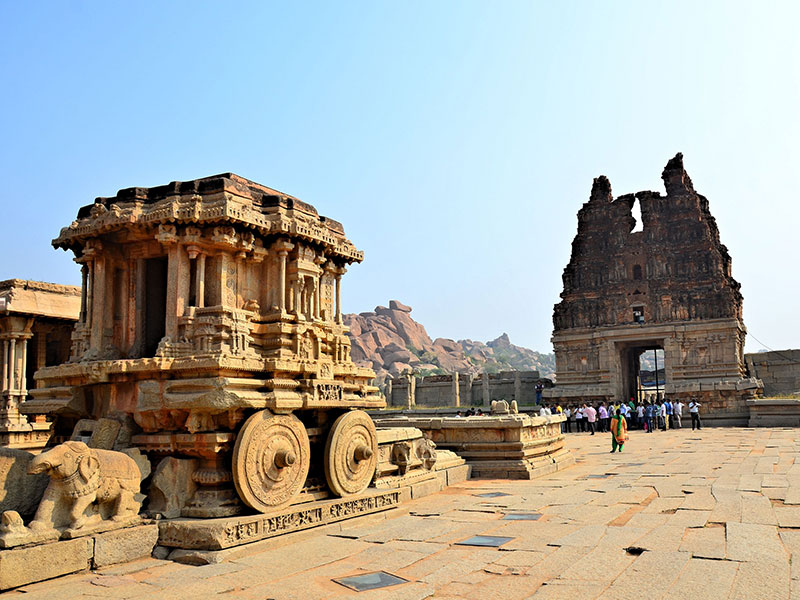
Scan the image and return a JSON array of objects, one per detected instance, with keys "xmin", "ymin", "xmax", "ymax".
[{"xmin": 344, "ymin": 301, "xmax": 555, "ymax": 382}]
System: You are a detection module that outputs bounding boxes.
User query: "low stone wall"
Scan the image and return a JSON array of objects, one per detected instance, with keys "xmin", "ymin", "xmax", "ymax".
[
  {"xmin": 747, "ymin": 398, "xmax": 800, "ymax": 427},
  {"xmin": 386, "ymin": 371, "xmax": 552, "ymax": 408},
  {"xmin": 0, "ymin": 524, "xmax": 157, "ymax": 591},
  {"xmin": 746, "ymin": 350, "xmax": 800, "ymax": 397},
  {"xmin": 372, "ymin": 413, "xmax": 574, "ymax": 480}
]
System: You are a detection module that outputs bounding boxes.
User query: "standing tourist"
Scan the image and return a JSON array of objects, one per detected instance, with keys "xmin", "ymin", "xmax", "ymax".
[
  {"xmin": 689, "ymin": 398, "xmax": 702, "ymax": 430},
  {"xmin": 575, "ymin": 405, "xmax": 584, "ymax": 432},
  {"xmin": 535, "ymin": 382, "xmax": 544, "ymax": 405},
  {"xmin": 637, "ymin": 402, "xmax": 645, "ymax": 430},
  {"xmin": 673, "ymin": 399, "xmax": 683, "ymax": 429},
  {"xmin": 563, "ymin": 406, "xmax": 572, "ymax": 433},
  {"xmin": 598, "ymin": 403, "xmax": 608, "ymax": 433},
  {"xmin": 645, "ymin": 401, "xmax": 655, "ymax": 433},
  {"xmin": 610, "ymin": 408, "xmax": 628, "ymax": 453},
  {"xmin": 658, "ymin": 401, "xmax": 667, "ymax": 431},
  {"xmin": 664, "ymin": 398, "xmax": 672, "ymax": 430},
  {"xmin": 584, "ymin": 403, "xmax": 597, "ymax": 435}
]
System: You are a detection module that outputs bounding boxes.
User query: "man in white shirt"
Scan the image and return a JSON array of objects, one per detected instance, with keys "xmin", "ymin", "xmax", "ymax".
[
  {"xmin": 673, "ymin": 400, "xmax": 684, "ymax": 429},
  {"xmin": 689, "ymin": 399, "xmax": 701, "ymax": 430},
  {"xmin": 583, "ymin": 404, "xmax": 597, "ymax": 435}
]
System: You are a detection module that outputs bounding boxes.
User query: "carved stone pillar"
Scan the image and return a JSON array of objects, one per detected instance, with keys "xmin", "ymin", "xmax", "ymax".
[
  {"xmin": 35, "ymin": 330, "xmax": 47, "ymax": 389},
  {"xmin": 79, "ymin": 264, "xmax": 88, "ymax": 323},
  {"xmin": 293, "ymin": 276, "xmax": 303, "ymax": 320},
  {"xmin": 1, "ymin": 339, "xmax": 7, "ymax": 393},
  {"xmin": 0, "ymin": 317, "xmax": 34, "ymax": 430},
  {"xmin": 7, "ymin": 338, "xmax": 16, "ymax": 391},
  {"xmin": 19, "ymin": 338, "xmax": 28, "ymax": 396},
  {"xmin": 452, "ymin": 372, "xmax": 460, "ymax": 408},
  {"xmin": 197, "ymin": 253, "xmax": 206, "ymax": 308},
  {"xmin": 312, "ymin": 278, "xmax": 320, "ymax": 320},
  {"xmin": 482, "ymin": 372, "xmax": 490, "ymax": 407},
  {"xmin": 86, "ymin": 260, "xmax": 94, "ymax": 332},
  {"xmin": 278, "ymin": 251, "xmax": 288, "ymax": 311},
  {"xmin": 335, "ymin": 266, "xmax": 346, "ymax": 324}
]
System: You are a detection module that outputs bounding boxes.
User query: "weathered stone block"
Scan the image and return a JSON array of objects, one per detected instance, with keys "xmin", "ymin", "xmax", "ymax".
[
  {"xmin": 148, "ymin": 457, "xmax": 198, "ymax": 518},
  {"xmin": 0, "ymin": 448, "xmax": 49, "ymax": 518},
  {"xmin": 0, "ymin": 537, "xmax": 92, "ymax": 590},
  {"xmin": 410, "ymin": 477, "xmax": 443, "ymax": 499},
  {"xmin": 158, "ymin": 488, "xmax": 404, "ymax": 550},
  {"xmin": 93, "ymin": 524, "xmax": 159, "ymax": 568},
  {"xmin": 446, "ymin": 464, "xmax": 471, "ymax": 485}
]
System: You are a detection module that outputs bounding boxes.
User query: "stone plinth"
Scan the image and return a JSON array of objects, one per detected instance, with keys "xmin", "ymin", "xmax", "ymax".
[
  {"xmin": 747, "ymin": 398, "xmax": 800, "ymax": 427},
  {"xmin": 158, "ymin": 488, "xmax": 407, "ymax": 550},
  {"xmin": 372, "ymin": 414, "xmax": 573, "ymax": 480},
  {"xmin": 0, "ymin": 524, "xmax": 157, "ymax": 591}
]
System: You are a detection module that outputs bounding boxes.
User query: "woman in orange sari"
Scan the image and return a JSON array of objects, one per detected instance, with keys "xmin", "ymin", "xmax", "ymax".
[{"xmin": 610, "ymin": 408, "xmax": 628, "ymax": 453}]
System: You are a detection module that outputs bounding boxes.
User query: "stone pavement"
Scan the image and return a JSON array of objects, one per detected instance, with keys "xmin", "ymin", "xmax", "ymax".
[{"xmin": 4, "ymin": 427, "xmax": 800, "ymax": 599}]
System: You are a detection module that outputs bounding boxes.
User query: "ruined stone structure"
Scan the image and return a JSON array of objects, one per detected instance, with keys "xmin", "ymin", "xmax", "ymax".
[
  {"xmin": 26, "ymin": 173, "xmax": 385, "ymax": 516},
  {"xmin": 746, "ymin": 350, "xmax": 800, "ymax": 397},
  {"xmin": 545, "ymin": 154, "xmax": 761, "ymax": 424},
  {"xmin": 0, "ymin": 280, "xmax": 79, "ymax": 450},
  {"xmin": 386, "ymin": 370, "xmax": 552, "ymax": 408}
]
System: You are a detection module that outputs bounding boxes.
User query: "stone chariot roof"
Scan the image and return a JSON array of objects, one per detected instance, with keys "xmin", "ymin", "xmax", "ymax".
[{"xmin": 53, "ymin": 173, "xmax": 363, "ymax": 263}]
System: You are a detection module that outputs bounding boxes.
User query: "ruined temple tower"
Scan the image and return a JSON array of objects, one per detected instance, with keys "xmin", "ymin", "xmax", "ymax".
[
  {"xmin": 25, "ymin": 174, "xmax": 384, "ymax": 515},
  {"xmin": 545, "ymin": 154, "xmax": 761, "ymax": 424}
]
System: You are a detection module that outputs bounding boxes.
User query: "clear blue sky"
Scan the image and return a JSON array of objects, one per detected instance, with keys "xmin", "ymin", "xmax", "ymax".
[{"xmin": 1, "ymin": 2, "xmax": 798, "ymax": 353}]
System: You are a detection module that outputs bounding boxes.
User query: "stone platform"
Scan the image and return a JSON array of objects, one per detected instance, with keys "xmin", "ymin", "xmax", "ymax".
[
  {"xmin": 0, "ymin": 524, "xmax": 157, "ymax": 591},
  {"xmin": 11, "ymin": 428, "xmax": 800, "ymax": 599},
  {"xmin": 155, "ymin": 428, "xmax": 470, "ymax": 557},
  {"xmin": 747, "ymin": 397, "xmax": 800, "ymax": 427},
  {"xmin": 372, "ymin": 413, "xmax": 574, "ymax": 479}
]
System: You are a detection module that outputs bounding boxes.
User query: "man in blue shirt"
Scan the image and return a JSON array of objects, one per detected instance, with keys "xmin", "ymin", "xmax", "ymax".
[{"xmin": 665, "ymin": 398, "xmax": 673, "ymax": 430}]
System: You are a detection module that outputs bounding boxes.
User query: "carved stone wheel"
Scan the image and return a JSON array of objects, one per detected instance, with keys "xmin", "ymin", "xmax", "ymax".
[
  {"xmin": 324, "ymin": 410, "xmax": 378, "ymax": 497},
  {"xmin": 232, "ymin": 410, "xmax": 310, "ymax": 512}
]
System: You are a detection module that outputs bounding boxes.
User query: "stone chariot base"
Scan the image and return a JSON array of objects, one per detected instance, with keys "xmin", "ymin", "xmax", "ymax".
[{"xmin": 157, "ymin": 458, "xmax": 471, "ymax": 558}]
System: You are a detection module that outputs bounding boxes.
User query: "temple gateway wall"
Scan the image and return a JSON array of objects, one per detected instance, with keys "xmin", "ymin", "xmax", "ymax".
[
  {"xmin": 544, "ymin": 154, "xmax": 761, "ymax": 424},
  {"xmin": 746, "ymin": 350, "xmax": 800, "ymax": 397}
]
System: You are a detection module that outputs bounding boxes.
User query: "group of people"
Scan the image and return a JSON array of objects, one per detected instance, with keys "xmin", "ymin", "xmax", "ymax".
[
  {"xmin": 454, "ymin": 408, "xmax": 486, "ymax": 417},
  {"xmin": 537, "ymin": 397, "xmax": 703, "ymax": 452}
]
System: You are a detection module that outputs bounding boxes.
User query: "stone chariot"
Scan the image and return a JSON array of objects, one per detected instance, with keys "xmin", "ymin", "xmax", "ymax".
[{"xmin": 26, "ymin": 174, "xmax": 385, "ymax": 515}]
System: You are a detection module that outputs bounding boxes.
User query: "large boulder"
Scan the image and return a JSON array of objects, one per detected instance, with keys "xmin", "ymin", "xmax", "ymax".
[{"xmin": 389, "ymin": 300, "xmax": 412, "ymax": 313}]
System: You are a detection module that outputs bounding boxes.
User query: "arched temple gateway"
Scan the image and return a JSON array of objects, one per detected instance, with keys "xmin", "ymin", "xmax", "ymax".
[{"xmin": 544, "ymin": 154, "xmax": 762, "ymax": 424}]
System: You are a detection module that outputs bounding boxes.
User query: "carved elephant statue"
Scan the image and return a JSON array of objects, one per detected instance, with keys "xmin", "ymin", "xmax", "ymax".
[{"xmin": 27, "ymin": 441, "xmax": 141, "ymax": 532}]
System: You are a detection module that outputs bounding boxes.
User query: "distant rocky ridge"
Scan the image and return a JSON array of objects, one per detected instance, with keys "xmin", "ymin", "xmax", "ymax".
[{"xmin": 344, "ymin": 300, "xmax": 555, "ymax": 382}]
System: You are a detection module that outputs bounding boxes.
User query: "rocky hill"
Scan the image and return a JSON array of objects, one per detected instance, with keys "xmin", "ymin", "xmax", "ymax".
[{"xmin": 344, "ymin": 300, "xmax": 555, "ymax": 382}]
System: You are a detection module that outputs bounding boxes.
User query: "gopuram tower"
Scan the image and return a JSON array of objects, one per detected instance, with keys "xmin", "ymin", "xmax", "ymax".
[
  {"xmin": 26, "ymin": 173, "xmax": 384, "ymax": 515},
  {"xmin": 544, "ymin": 154, "xmax": 762, "ymax": 425}
]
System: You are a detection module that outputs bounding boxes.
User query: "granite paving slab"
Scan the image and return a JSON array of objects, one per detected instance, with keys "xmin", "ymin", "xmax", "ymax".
[{"xmin": 8, "ymin": 428, "xmax": 800, "ymax": 600}]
